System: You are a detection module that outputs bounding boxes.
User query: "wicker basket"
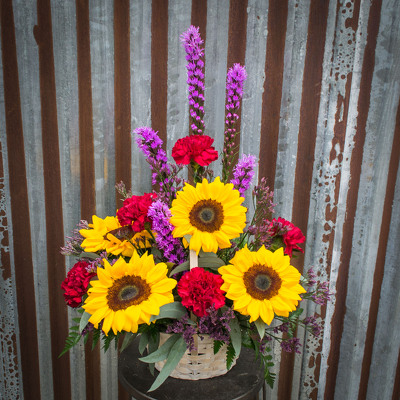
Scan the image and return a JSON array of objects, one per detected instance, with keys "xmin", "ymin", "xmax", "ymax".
[{"xmin": 154, "ymin": 333, "xmax": 236, "ymax": 380}]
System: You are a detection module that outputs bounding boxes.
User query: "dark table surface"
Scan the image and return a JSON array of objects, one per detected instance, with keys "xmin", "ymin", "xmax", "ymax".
[{"xmin": 118, "ymin": 338, "xmax": 265, "ymax": 400}]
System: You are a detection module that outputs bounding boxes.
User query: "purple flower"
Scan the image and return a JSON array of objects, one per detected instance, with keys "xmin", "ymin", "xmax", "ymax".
[
  {"xmin": 312, "ymin": 281, "xmax": 333, "ymax": 306},
  {"xmin": 166, "ymin": 314, "xmax": 197, "ymax": 351},
  {"xmin": 180, "ymin": 26, "xmax": 205, "ymax": 134},
  {"xmin": 222, "ymin": 64, "xmax": 247, "ymax": 181},
  {"xmin": 280, "ymin": 337, "xmax": 302, "ymax": 354},
  {"xmin": 303, "ymin": 316, "xmax": 322, "ymax": 337},
  {"xmin": 231, "ymin": 154, "xmax": 257, "ymax": 196},
  {"xmin": 134, "ymin": 127, "xmax": 182, "ymax": 205},
  {"xmin": 197, "ymin": 306, "xmax": 235, "ymax": 344},
  {"xmin": 147, "ymin": 200, "xmax": 186, "ymax": 264},
  {"xmin": 60, "ymin": 220, "xmax": 88, "ymax": 256}
]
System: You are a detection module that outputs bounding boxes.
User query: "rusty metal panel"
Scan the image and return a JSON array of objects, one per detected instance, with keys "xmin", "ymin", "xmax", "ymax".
[{"xmin": 1, "ymin": 1, "xmax": 399, "ymax": 399}]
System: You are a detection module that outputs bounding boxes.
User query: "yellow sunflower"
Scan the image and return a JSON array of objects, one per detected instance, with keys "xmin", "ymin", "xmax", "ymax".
[
  {"xmin": 219, "ymin": 246, "xmax": 306, "ymax": 325},
  {"xmin": 170, "ymin": 177, "xmax": 247, "ymax": 254},
  {"xmin": 83, "ymin": 252, "xmax": 177, "ymax": 335},
  {"xmin": 80, "ymin": 215, "xmax": 136, "ymax": 257}
]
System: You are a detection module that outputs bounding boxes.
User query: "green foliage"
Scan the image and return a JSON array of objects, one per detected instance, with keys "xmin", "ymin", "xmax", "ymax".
[
  {"xmin": 226, "ymin": 342, "xmax": 236, "ymax": 371},
  {"xmin": 149, "ymin": 302, "xmax": 189, "ymax": 323},
  {"xmin": 91, "ymin": 328, "xmax": 100, "ymax": 350},
  {"xmin": 213, "ymin": 340, "xmax": 224, "ymax": 355},
  {"xmin": 147, "ymin": 336, "xmax": 187, "ymax": 392},
  {"xmin": 59, "ymin": 324, "xmax": 82, "ymax": 358}
]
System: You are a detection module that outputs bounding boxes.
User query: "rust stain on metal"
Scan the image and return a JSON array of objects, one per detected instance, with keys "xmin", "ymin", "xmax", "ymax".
[
  {"xmin": 258, "ymin": 0, "xmax": 288, "ymax": 191},
  {"xmin": 114, "ymin": 0, "xmax": 131, "ymax": 210},
  {"xmin": 151, "ymin": 0, "xmax": 169, "ymax": 149},
  {"xmin": 358, "ymin": 91, "xmax": 400, "ymax": 400},
  {"xmin": 325, "ymin": 0, "xmax": 383, "ymax": 398},
  {"xmin": 1, "ymin": 0, "xmax": 41, "ymax": 398}
]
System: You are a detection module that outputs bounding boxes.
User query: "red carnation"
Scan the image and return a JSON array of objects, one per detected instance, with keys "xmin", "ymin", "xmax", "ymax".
[
  {"xmin": 61, "ymin": 261, "xmax": 96, "ymax": 308},
  {"xmin": 172, "ymin": 135, "xmax": 218, "ymax": 167},
  {"xmin": 116, "ymin": 192, "xmax": 156, "ymax": 232},
  {"xmin": 177, "ymin": 267, "xmax": 225, "ymax": 317},
  {"xmin": 268, "ymin": 217, "xmax": 305, "ymax": 257}
]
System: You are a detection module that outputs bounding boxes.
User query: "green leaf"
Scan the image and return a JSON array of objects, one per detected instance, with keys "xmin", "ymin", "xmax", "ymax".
[
  {"xmin": 59, "ymin": 326, "xmax": 82, "ymax": 357},
  {"xmin": 183, "ymin": 234, "xmax": 191, "ymax": 243},
  {"xmin": 149, "ymin": 302, "xmax": 188, "ymax": 322},
  {"xmin": 79, "ymin": 311, "xmax": 92, "ymax": 333},
  {"xmin": 139, "ymin": 331, "xmax": 150, "ymax": 355},
  {"xmin": 139, "ymin": 334, "xmax": 181, "ymax": 363},
  {"xmin": 81, "ymin": 252, "xmax": 101, "ymax": 260},
  {"xmin": 197, "ymin": 256, "xmax": 226, "ymax": 270},
  {"xmin": 169, "ymin": 261, "xmax": 190, "ymax": 276},
  {"xmin": 254, "ymin": 318, "xmax": 266, "ymax": 339},
  {"xmin": 148, "ymin": 336, "xmax": 187, "ymax": 392},
  {"xmin": 213, "ymin": 340, "xmax": 224, "ymax": 355},
  {"xmin": 198, "ymin": 250, "xmax": 218, "ymax": 258},
  {"xmin": 264, "ymin": 366, "xmax": 276, "ymax": 388},
  {"xmin": 147, "ymin": 331, "xmax": 160, "ymax": 376},
  {"xmin": 92, "ymin": 329, "xmax": 100, "ymax": 350},
  {"xmin": 226, "ymin": 342, "xmax": 236, "ymax": 370},
  {"xmin": 120, "ymin": 332, "xmax": 137, "ymax": 353},
  {"xmin": 228, "ymin": 316, "xmax": 242, "ymax": 358}
]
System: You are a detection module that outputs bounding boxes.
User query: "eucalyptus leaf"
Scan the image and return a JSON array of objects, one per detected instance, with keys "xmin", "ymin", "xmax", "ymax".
[
  {"xmin": 139, "ymin": 334, "xmax": 180, "ymax": 363},
  {"xmin": 120, "ymin": 332, "xmax": 137, "ymax": 353},
  {"xmin": 197, "ymin": 256, "xmax": 225, "ymax": 270},
  {"xmin": 229, "ymin": 316, "xmax": 242, "ymax": 358},
  {"xmin": 169, "ymin": 261, "xmax": 189, "ymax": 276},
  {"xmin": 79, "ymin": 311, "xmax": 92, "ymax": 334},
  {"xmin": 139, "ymin": 331, "xmax": 150, "ymax": 355},
  {"xmin": 148, "ymin": 336, "xmax": 187, "ymax": 392},
  {"xmin": 198, "ymin": 250, "xmax": 218, "ymax": 258},
  {"xmin": 150, "ymin": 302, "xmax": 187, "ymax": 322},
  {"xmin": 254, "ymin": 318, "xmax": 266, "ymax": 339},
  {"xmin": 148, "ymin": 331, "xmax": 160, "ymax": 376},
  {"xmin": 81, "ymin": 252, "xmax": 100, "ymax": 260}
]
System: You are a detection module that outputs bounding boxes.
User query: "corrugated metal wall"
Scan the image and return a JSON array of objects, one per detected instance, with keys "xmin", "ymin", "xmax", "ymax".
[{"xmin": 0, "ymin": 0, "xmax": 399, "ymax": 399}]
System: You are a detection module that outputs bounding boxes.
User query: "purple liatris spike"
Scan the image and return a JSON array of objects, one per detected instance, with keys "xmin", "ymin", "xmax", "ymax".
[
  {"xmin": 147, "ymin": 200, "xmax": 186, "ymax": 264},
  {"xmin": 231, "ymin": 154, "xmax": 257, "ymax": 196},
  {"xmin": 134, "ymin": 127, "xmax": 180, "ymax": 204},
  {"xmin": 222, "ymin": 64, "xmax": 247, "ymax": 181},
  {"xmin": 180, "ymin": 26, "xmax": 205, "ymax": 134}
]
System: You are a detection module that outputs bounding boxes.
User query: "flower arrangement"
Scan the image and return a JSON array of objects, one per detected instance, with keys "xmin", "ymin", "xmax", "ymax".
[{"xmin": 61, "ymin": 26, "xmax": 331, "ymax": 392}]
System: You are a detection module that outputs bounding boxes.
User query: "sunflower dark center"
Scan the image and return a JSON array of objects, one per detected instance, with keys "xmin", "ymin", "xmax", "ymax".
[
  {"xmin": 243, "ymin": 264, "xmax": 282, "ymax": 300},
  {"xmin": 106, "ymin": 275, "xmax": 151, "ymax": 311},
  {"xmin": 189, "ymin": 199, "xmax": 224, "ymax": 232}
]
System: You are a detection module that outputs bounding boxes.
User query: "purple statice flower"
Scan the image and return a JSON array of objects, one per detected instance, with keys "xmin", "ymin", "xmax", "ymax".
[
  {"xmin": 147, "ymin": 200, "xmax": 186, "ymax": 264},
  {"xmin": 312, "ymin": 281, "xmax": 333, "ymax": 306},
  {"xmin": 115, "ymin": 181, "xmax": 132, "ymax": 200},
  {"xmin": 303, "ymin": 316, "xmax": 322, "ymax": 337},
  {"xmin": 231, "ymin": 154, "xmax": 257, "ymax": 196},
  {"xmin": 60, "ymin": 220, "xmax": 88, "ymax": 256},
  {"xmin": 197, "ymin": 306, "xmax": 235, "ymax": 344},
  {"xmin": 166, "ymin": 314, "xmax": 197, "ymax": 351},
  {"xmin": 273, "ymin": 322, "xmax": 290, "ymax": 334},
  {"xmin": 259, "ymin": 334, "xmax": 272, "ymax": 354},
  {"xmin": 252, "ymin": 177, "xmax": 275, "ymax": 216},
  {"xmin": 306, "ymin": 267, "xmax": 317, "ymax": 287},
  {"xmin": 180, "ymin": 26, "xmax": 205, "ymax": 134},
  {"xmin": 280, "ymin": 337, "xmax": 302, "ymax": 354},
  {"xmin": 135, "ymin": 127, "xmax": 182, "ymax": 205},
  {"xmin": 222, "ymin": 64, "xmax": 247, "ymax": 181}
]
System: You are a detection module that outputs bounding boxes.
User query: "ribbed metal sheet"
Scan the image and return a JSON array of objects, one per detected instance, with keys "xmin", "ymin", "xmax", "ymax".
[{"xmin": 0, "ymin": 1, "xmax": 399, "ymax": 399}]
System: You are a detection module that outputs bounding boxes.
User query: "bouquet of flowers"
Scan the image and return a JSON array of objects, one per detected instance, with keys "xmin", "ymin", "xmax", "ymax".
[{"xmin": 60, "ymin": 26, "xmax": 331, "ymax": 392}]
